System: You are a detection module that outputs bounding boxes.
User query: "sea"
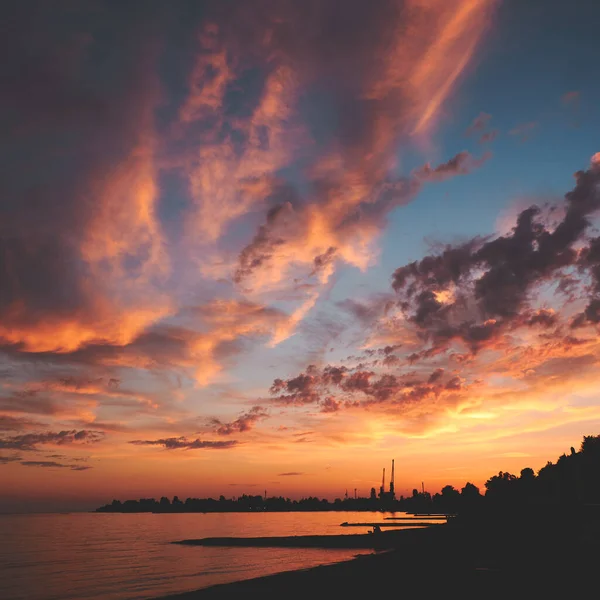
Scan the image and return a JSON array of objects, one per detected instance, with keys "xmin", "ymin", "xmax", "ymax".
[{"xmin": 0, "ymin": 511, "xmax": 413, "ymax": 600}]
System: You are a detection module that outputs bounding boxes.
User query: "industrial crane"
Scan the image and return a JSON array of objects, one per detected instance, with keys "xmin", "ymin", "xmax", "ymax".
[{"xmin": 379, "ymin": 459, "xmax": 396, "ymax": 500}]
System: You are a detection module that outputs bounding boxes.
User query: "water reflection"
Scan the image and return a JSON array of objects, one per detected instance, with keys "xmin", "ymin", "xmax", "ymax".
[{"xmin": 0, "ymin": 511, "xmax": 404, "ymax": 600}]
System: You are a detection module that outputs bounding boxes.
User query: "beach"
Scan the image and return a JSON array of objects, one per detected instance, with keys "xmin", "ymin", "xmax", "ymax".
[{"xmin": 158, "ymin": 511, "xmax": 600, "ymax": 599}]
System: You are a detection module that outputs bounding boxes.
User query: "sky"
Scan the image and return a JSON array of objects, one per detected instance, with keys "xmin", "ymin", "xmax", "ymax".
[{"xmin": 1, "ymin": 0, "xmax": 600, "ymax": 512}]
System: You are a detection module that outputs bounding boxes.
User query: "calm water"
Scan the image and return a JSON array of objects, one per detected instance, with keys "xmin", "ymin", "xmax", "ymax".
[{"xmin": 0, "ymin": 511, "xmax": 406, "ymax": 600}]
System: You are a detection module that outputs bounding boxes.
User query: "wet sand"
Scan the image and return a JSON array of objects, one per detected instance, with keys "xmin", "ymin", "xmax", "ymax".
[{"xmin": 158, "ymin": 512, "xmax": 599, "ymax": 599}]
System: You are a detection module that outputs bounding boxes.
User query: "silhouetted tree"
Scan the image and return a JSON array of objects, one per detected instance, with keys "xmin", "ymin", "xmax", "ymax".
[
  {"xmin": 520, "ymin": 468, "xmax": 535, "ymax": 481},
  {"xmin": 580, "ymin": 434, "xmax": 600, "ymax": 503},
  {"xmin": 484, "ymin": 471, "xmax": 518, "ymax": 504},
  {"xmin": 458, "ymin": 482, "xmax": 482, "ymax": 515},
  {"xmin": 434, "ymin": 485, "xmax": 460, "ymax": 513},
  {"xmin": 461, "ymin": 482, "xmax": 481, "ymax": 500}
]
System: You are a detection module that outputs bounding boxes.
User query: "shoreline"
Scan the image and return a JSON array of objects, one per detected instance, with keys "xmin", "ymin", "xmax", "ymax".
[
  {"xmin": 157, "ymin": 549, "xmax": 392, "ymax": 600},
  {"xmin": 156, "ymin": 514, "xmax": 599, "ymax": 599},
  {"xmin": 173, "ymin": 526, "xmax": 435, "ymax": 549}
]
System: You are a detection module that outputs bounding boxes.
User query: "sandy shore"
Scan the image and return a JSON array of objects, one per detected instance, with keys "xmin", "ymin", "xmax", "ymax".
[{"xmin": 156, "ymin": 514, "xmax": 599, "ymax": 599}]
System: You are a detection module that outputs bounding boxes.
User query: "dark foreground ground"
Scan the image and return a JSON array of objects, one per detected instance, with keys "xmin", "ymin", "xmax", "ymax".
[{"xmin": 158, "ymin": 508, "xmax": 600, "ymax": 600}]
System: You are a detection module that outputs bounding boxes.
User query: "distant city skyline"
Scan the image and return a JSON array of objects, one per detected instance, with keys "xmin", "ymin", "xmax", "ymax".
[{"xmin": 1, "ymin": 0, "xmax": 600, "ymax": 512}]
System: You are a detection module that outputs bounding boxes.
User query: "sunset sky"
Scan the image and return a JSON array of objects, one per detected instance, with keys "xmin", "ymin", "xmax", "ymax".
[{"xmin": 2, "ymin": 0, "xmax": 600, "ymax": 512}]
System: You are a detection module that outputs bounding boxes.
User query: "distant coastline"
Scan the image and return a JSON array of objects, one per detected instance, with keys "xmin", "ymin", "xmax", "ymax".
[
  {"xmin": 96, "ymin": 494, "xmax": 405, "ymax": 514},
  {"xmin": 97, "ymin": 434, "xmax": 600, "ymax": 514}
]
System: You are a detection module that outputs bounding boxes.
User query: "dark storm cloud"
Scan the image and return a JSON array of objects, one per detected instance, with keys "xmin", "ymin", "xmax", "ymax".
[
  {"xmin": 129, "ymin": 437, "xmax": 238, "ymax": 450},
  {"xmin": 572, "ymin": 235, "xmax": 600, "ymax": 326},
  {"xmin": 0, "ymin": 430, "xmax": 104, "ymax": 451},
  {"xmin": 579, "ymin": 236, "xmax": 600, "ymax": 288},
  {"xmin": 265, "ymin": 155, "xmax": 600, "ymax": 415},
  {"xmin": 269, "ymin": 363, "xmax": 458, "ymax": 409},
  {"xmin": 391, "ymin": 157, "xmax": 600, "ymax": 352},
  {"xmin": 392, "ymin": 240, "xmax": 480, "ymax": 291}
]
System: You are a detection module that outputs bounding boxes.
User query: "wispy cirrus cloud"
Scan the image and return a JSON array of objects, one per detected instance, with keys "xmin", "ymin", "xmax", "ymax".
[
  {"xmin": 0, "ymin": 415, "xmax": 43, "ymax": 431},
  {"xmin": 465, "ymin": 112, "xmax": 498, "ymax": 144},
  {"xmin": 1, "ymin": 0, "xmax": 496, "ymax": 382},
  {"xmin": 20, "ymin": 460, "xmax": 92, "ymax": 471},
  {"xmin": 179, "ymin": 0, "xmax": 498, "ymax": 347},
  {"xmin": 0, "ymin": 455, "xmax": 22, "ymax": 464},
  {"xmin": 509, "ymin": 121, "xmax": 538, "ymax": 142}
]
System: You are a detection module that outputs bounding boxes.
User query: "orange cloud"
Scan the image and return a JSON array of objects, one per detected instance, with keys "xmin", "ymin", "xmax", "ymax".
[
  {"xmin": 258, "ymin": 153, "xmax": 600, "ymax": 444},
  {"xmin": 205, "ymin": 1, "xmax": 497, "ymax": 343},
  {"xmin": 177, "ymin": 1, "xmax": 496, "ymax": 304},
  {"xmin": 409, "ymin": 0, "xmax": 496, "ymax": 135},
  {"xmin": 179, "ymin": 24, "xmax": 234, "ymax": 123},
  {"xmin": 3, "ymin": 1, "xmax": 537, "ymax": 505},
  {"xmin": 0, "ymin": 14, "xmax": 171, "ymax": 356},
  {"xmin": 182, "ymin": 24, "xmax": 302, "ymax": 241}
]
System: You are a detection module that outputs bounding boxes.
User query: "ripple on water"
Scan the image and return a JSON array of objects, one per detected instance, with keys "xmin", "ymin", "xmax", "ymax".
[{"xmin": 0, "ymin": 511, "xmax": 400, "ymax": 600}]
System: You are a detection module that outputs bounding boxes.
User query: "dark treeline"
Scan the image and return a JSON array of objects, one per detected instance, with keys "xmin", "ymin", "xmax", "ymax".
[{"xmin": 96, "ymin": 434, "xmax": 600, "ymax": 514}]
